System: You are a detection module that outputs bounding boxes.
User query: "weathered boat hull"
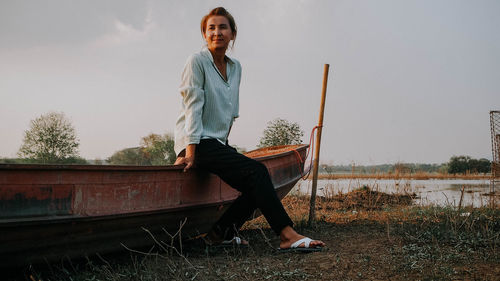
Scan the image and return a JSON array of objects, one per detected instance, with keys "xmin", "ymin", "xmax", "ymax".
[{"xmin": 0, "ymin": 145, "xmax": 307, "ymax": 267}]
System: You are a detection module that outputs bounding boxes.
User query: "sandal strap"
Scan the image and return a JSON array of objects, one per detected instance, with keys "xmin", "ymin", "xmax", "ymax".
[
  {"xmin": 222, "ymin": 236, "xmax": 243, "ymax": 245},
  {"xmin": 291, "ymin": 237, "xmax": 313, "ymax": 248}
]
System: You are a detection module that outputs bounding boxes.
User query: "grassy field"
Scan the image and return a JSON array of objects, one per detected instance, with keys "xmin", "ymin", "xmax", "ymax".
[{"xmin": 19, "ymin": 187, "xmax": 500, "ymax": 281}]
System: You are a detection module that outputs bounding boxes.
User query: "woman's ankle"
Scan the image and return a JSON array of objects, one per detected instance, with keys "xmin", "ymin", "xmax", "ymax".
[
  {"xmin": 279, "ymin": 226, "xmax": 301, "ymax": 242},
  {"xmin": 206, "ymin": 229, "xmax": 224, "ymax": 244}
]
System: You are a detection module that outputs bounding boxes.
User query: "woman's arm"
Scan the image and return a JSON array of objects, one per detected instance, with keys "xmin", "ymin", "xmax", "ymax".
[
  {"xmin": 175, "ymin": 55, "xmax": 205, "ymax": 171},
  {"xmin": 181, "ymin": 55, "xmax": 205, "ymax": 145}
]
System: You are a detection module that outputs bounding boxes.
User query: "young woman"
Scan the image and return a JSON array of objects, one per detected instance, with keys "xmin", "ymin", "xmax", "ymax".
[{"xmin": 174, "ymin": 7, "xmax": 324, "ymax": 251}]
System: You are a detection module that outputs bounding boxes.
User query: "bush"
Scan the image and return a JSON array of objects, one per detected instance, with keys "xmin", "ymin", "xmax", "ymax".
[
  {"xmin": 258, "ymin": 118, "xmax": 304, "ymax": 148},
  {"xmin": 108, "ymin": 133, "xmax": 175, "ymax": 165}
]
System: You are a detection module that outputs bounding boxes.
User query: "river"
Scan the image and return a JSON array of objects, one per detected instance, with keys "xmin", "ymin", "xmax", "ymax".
[{"xmin": 293, "ymin": 179, "xmax": 498, "ymax": 207}]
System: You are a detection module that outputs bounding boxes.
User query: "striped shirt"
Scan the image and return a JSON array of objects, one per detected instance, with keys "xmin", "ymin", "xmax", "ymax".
[{"xmin": 174, "ymin": 48, "xmax": 241, "ymax": 155}]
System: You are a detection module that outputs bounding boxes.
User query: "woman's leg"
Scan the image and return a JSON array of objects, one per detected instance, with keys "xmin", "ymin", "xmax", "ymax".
[
  {"xmin": 208, "ymin": 192, "xmax": 256, "ymax": 240},
  {"xmin": 195, "ymin": 139, "xmax": 293, "ymax": 239}
]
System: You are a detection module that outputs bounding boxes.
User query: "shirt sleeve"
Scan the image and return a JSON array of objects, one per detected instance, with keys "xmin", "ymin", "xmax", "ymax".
[
  {"xmin": 234, "ymin": 61, "xmax": 241, "ymax": 119},
  {"xmin": 179, "ymin": 55, "xmax": 205, "ymax": 144}
]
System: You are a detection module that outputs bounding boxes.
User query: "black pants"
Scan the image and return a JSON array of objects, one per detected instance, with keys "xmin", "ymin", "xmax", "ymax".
[{"xmin": 195, "ymin": 139, "xmax": 294, "ymax": 239}]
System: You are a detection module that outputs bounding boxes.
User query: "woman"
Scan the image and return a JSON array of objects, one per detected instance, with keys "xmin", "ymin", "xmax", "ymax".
[{"xmin": 174, "ymin": 7, "xmax": 324, "ymax": 252}]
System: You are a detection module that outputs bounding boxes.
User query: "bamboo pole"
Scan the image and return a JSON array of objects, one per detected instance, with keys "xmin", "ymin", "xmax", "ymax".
[{"xmin": 308, "ymin": 64, "xmax": 330, "ymax": 227}]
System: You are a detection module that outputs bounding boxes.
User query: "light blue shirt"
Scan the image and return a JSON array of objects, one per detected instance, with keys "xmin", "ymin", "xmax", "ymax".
[{"xmin": 174, "ymin": 48, "xmax": 241, "ymax": 156}]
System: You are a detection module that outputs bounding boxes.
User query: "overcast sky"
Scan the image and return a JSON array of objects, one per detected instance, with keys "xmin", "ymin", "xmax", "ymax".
[{"xmin": 1, "ymin": 0, "xmax": 499, "ymax": 165}]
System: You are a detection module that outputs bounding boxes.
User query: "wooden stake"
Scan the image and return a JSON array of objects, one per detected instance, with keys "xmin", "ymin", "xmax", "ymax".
[{"xmin": 308, "ymin": 64, "xmax": 330, "ymax": 226}]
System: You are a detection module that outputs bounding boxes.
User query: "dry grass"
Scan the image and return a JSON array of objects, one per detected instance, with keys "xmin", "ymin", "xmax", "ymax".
[{"xmin": 243, "ymin": 186, "xmax": 417, "ymax": 230}]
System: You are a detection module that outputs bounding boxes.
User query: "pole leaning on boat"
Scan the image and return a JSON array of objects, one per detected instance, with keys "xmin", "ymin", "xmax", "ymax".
[{"xmin": 309, "ymin": 64, "xmax": 330, "ymax": 227}]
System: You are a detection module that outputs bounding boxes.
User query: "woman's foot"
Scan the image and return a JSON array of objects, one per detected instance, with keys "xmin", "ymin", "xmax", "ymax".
[
  {"xmin": 279, "ymin": 226, "xmax": 325, "ymax": 250},
  {"xmin": 221, "ymin": 236, "xmax": 248, "ymax": 246},
  {"xmin": 205, "ymin": 229, "xmax": 249, "ymax": 246}
]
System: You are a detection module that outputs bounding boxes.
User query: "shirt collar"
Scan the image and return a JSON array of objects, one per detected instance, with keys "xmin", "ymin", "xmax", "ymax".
[{"xmin": 201, "ymin": 47, "xmax": 235, "ymax": 65}]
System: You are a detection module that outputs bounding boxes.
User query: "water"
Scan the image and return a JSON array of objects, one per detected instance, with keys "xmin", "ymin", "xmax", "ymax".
[{"xmin": 293, "ymin": 179, "xmax": 497, "ymax": 207}]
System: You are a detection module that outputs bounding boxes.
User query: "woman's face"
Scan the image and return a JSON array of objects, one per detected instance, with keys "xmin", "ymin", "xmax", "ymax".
[{"xmin": 203, "ymin": 15, "xmax": 234, "ymax": 52}]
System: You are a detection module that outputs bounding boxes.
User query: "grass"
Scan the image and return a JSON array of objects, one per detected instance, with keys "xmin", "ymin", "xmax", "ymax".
[
  {"xmin": 389, "ymin": 205, "xmax": 500, "ymax": 279},
  {"xmin": 14, "ymin": 185, "xmax": 500, "ymax": 281}
]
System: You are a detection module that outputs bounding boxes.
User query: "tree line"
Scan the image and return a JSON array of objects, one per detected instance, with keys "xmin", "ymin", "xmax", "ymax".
[
  {"xmin": 320, "ymin": 156, "xmax": 491, "ymax": 175},
  {"xmin": 320, "ymin": 163, "xmax": 448, "ymax": 174},
  {"xmin": 1, "ymin": 113, "xmax": 303, "ymax": 166},
  {"xmin": 0, "ymin": 112, "xmax": 491, "ymax": 174}
]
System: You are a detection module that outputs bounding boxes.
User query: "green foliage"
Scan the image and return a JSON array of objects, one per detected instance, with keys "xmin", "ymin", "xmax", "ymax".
[
  {"xmin": 107, "ymin": 147, "xmax": 146, "ymax": 165},
  {"xmin": 140, "ymin": 133, "xmax": 176, "ymax": 165},
  {"xmin": 258, "ymin": 118, "xmax": 304, "ymax": 148},
  {"xmin": 320, "ymin": 158, "xmax": 491, "ymax": 175},
  {"xmin": 320, "ymin": 163, "xmax": 446, "ymax": 174},
  {"xmin": 0, "ymin": 158, "xmax": 32, "ymax": 164},
  {"xmin": 17, "ymin": 112, "xmax": 84, "ymax": 164},
  {"xmin": 0, "ymin": 157, "xmax": 85, "ymax": 164},
  {"xmin": 447, "ymin": 155, "xmax": 490, "ymax": 174},
  {"xmin": 108, "ymin": 133, "xmax": 175, "ymax": 165}
]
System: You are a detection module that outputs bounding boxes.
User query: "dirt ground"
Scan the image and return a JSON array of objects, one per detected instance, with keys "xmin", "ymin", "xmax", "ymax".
[
  {"xmin": 165, "ymin": 222, "xmax": 499, "ymax": 281},
  {"xmin": 13, "ymin": 190, "xmax": 500, "ymax": 281}
]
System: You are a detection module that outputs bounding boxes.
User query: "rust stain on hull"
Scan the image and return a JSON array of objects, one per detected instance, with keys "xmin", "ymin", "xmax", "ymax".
[{"xmin": 0, "ymin": 185, "xmax": 73, "ymax": 217}]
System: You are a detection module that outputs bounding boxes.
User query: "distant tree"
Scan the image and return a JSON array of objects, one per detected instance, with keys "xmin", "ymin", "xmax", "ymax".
[
  {"xmin": 447, "ymin": 155, "xmax": 490, "ymax": 174},
  {"xmin": 18, "ymin": 112, "xmax": 84, "ymax": 164},
  {"xmin": 438, "ymin": 164, "xmax": 449, "ymax": 174},
  {"xmin": 320, "ymin": 163, "xmax": 448, "ymax": 174},
  {"xmin": 393, "ymin": 163, "xmax": 411, "ymax": 174},
  {"xmin": 140, "ymin": 133, "xmax": 176, "ymax": 165},
  {"xmin": 258, "ymin": 118, "xmax": 304, "ymax": 148},
  {"xmin": 448, "ymin": 156, "xmax": 471, "ymax": 174},
  {"xmin": 108, "ymin": 147, "xmax": 146, "ymax": 165},
  {"xmin": 108, "ymin": 133, "xmax": 176, "ymax": 165},
  {"xmin": 230, "ymin": 144, "xmax": 247, "ymax": 154},
  {"xmin": 469, "ymin": 158, "xmax": 491, "ymax": 173}
]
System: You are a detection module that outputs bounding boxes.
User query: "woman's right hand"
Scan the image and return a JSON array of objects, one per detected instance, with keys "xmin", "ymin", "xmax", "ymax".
[{"xmin": 175, "ymin": 144, "xmax": 196, "ymax": 172}]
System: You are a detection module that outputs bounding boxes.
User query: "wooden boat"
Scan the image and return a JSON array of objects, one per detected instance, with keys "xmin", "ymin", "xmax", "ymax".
[{"xmin": 0, "ymin": 144, "xmax": 308, "ymax": 267}]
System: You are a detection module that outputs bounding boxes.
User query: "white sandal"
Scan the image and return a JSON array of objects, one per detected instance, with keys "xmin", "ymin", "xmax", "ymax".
[
  {"xmin": 278, "ymin": 237, "xmax": 323, "ymax": 253},
  {"xmin": 220, "ymin": 236, "xmax": 249, "ymax": 247}
]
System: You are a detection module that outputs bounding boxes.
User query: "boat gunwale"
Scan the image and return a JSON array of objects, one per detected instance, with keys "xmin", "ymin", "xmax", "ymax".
[{"xmin": 0, "ymin": 144, "xmax": 308, "ymax": 171}]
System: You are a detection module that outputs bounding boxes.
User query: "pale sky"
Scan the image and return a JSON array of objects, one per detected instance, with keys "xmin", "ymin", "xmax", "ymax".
[{"xmin": 1, "ymin": 0, "xmax": 499, "ymax": 165}]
